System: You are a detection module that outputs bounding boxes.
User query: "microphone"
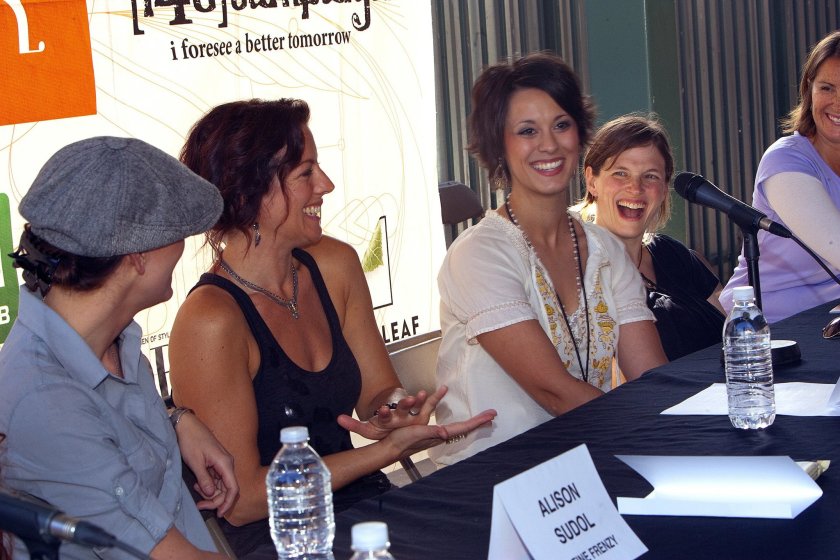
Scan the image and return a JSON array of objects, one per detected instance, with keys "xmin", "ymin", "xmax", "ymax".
[
  {"xmin": 0, "ymin": 490, "xmax": 117, "ymax": 549},
  {"xmin": 674, "ymin": 172, "xmax": 792, "ymax": 238}
]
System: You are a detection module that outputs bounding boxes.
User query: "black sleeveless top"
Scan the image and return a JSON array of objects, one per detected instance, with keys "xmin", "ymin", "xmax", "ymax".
[
  {"xmin": 646, "ymin": 235, "xmax": 725, "ymax": 361},
  {"xmin": 192, "ymin": 248, "xmax": 390, "ymax": 557}
]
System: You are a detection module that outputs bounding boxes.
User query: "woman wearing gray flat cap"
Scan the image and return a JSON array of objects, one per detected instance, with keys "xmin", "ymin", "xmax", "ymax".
[
  {"xmin": 169, "ymin": 98, "xmax": 496, "ymax": 557},
  {"xmin": 0, "ymin": 136, "xmax": 238, "ymax": 559}
]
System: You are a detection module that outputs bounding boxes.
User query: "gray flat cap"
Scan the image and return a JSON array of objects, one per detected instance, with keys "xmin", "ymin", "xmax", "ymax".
[{"xmin": 19, "ymin": 136, "xmax": 223, "ymax": 257}]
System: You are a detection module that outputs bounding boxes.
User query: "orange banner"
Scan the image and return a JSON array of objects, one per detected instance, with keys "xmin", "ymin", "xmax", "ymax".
[{"xmin": 0, "ymin": 0, "xmax": 96, "ymax": 125}]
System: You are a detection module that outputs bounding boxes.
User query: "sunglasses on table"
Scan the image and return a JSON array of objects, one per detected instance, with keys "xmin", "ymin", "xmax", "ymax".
[{"xmin": 823, "ymin": 316, "xmax": 840, "ymax": 339}]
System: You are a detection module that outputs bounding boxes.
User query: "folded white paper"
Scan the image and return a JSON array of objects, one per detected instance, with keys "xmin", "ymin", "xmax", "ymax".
[
  {"xmin": 616, "ymin": 455, "xmax": 823, "ymax": 518},
  {"xmin": 661, "ymin": 382, "xmax": 840, "ymax": 416}
]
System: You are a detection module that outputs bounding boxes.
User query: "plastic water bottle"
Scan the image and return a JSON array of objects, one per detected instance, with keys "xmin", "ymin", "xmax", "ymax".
[
  {"xmin": 349, "ymin": 522, "xmax": 396, "ymax": 560},
  {"xmin": 723, "ymin": 286, "xmax": 775, "ymax": 429},
  {"xmin": 267, "ymin": 426, "xmax": 335, "ymax": 559}
]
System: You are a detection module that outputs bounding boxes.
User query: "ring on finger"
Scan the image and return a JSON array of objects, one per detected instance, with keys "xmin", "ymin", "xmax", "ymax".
[
  {"xmin": 445, "ymin": 434, "xmax": 466, "ymax": 444},
  {"xmin": 408, "ymin": 409, "xmax": 420, "ymax": 416}
]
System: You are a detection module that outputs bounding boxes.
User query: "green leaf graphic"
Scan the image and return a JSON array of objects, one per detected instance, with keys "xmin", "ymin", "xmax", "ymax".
[{"xmin": 362, "ymin": 219, "xmax": 384, "ymax": 272}]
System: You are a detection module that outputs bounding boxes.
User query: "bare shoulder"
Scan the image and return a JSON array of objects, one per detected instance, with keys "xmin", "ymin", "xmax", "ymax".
[
  {"xmin": 305, "ymin": 235, "xmax": 362, "ymax": 274},
  {"xmin": 306, "ymin": 235, "xmax": 363, "ymax": 286},
  {"xmin": 170, "ymin": 281, "xmax": 254, "ymax": 383},
  {"xmin": 171, "ymin": 282, "xmax": 248, "ymax": 340}
]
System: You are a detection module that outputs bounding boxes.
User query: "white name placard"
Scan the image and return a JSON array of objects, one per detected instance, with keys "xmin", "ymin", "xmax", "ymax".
[{"xmin": 489, "ymin": 444, "xmax": 647, "ymax": 560}]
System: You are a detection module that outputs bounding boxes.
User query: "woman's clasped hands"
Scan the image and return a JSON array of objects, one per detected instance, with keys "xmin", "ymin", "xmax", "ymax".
[
  {"xmin": 173, "ymin": 409, "xmax": 239, "ymax": 517},
  {"xmin": 337, "ymin": 385, "xmax": 497, "ymax": 459}
]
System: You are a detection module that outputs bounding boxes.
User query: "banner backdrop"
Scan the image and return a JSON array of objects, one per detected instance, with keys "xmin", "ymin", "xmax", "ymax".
[{"xmin": 0, "ymin": 0, "xmax": 443, "ymax": 397}]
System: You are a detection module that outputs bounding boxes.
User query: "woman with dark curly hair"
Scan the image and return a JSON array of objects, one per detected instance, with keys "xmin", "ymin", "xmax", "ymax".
[
  {"xmin": 170, "ymin": 98, "xmax": 495, "ymax": 557},
  {"xmin": 431, "ymin": 53, "xmax": 667, "ymax": 465}
]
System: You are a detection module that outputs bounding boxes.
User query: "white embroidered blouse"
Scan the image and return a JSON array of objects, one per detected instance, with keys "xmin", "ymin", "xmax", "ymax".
[{"xmin": 430, "ymin": 211, "xmax": 653, "ymax": 465}]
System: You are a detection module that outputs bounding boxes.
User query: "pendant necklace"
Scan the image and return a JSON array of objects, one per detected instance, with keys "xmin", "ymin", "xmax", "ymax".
[
  {"xmin": 637, "ymin": 245, "xmax": 657, "ymax": 290},
  {"xmin": 218, "ymin": 258, "xmax": 300, "ymax": 319},
  {"xmin": 504, "ymin": 196, "xmax": 591, "ymax": 383}
]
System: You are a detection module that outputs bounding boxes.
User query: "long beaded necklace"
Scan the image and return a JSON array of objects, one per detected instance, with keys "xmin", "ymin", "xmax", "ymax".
[
  {"xmin": 504, "ymin": 196, "xmax": 591, "ymax": 383},
  {"xmin": 218, "ymin": 258, "xmax": 300, "ymax": 319}
]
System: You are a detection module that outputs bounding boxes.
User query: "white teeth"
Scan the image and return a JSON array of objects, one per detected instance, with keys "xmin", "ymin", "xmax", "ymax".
[
  {"xmin": 618, "ymin": 201, "xmax": 646, "ymax": 210},
  {"xmin": 828, "ymin": 113, "xmax": 840, "ymax": 125},
  {"xmin": 532, "ymin": 160, "xmax": 562, "ymax": 171},
  {"xmin": 303, "ymin": 206, "xmax": 321, "ymax": 217}
]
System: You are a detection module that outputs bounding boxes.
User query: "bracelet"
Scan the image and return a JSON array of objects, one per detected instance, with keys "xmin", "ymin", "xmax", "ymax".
[{"xmin": 169, "ymin": 407, "xmax": 194, "ymax": 428}]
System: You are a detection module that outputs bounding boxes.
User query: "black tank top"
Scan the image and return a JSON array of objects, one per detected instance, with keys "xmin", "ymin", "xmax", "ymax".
[{"xmin": 192, "ymin": 248, "xmax": 390, "ymax": 556}]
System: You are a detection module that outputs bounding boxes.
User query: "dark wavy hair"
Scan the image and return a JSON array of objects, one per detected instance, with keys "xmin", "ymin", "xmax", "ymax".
[
  {"xmin": 782, "ymin": 31, "xmax": 840, "ymax": 136},
  {"xmin": 9, "ymin": 225, "xmax": 124, "ymax": 297},
  {"xmin": 467, "ymin": 51, "xmax": 595, "ymax": 187},
  {"xmin": 576, "ymin": 114, "xmax": 673, "ymax": 234},
  {"xmin": 180, "ymin": 98, "xmax": 311, "ymax": 253}
]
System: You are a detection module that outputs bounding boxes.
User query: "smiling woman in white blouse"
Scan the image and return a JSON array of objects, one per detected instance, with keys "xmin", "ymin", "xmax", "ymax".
[{"xmin": 431, "ymin": 53, "xmax": 667, "ymax": 466}]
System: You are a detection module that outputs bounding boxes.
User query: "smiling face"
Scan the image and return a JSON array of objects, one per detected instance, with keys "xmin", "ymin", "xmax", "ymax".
[
  {"xmin": 585, "ymin": 144, "xmax": 668, "ymax": 245},
  {"xmin": 503, "ymin": 88, "xmax": 580, "ymax": 199},
  {"xmin": 260, "ymin": 125, "xmax": 335, "ymax": 248},
  {"xmin": 811, "ymin": 56, "xmax": 840, "ymax": 162}
]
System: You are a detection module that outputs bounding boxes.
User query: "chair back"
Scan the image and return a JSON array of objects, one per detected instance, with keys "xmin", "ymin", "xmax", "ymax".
[
  {"xmin": 387, "ymin": 330, "xmax": 441, "ymax": 396},
  {"xmin": 386, "ymin": 331, "xmax": 442, "ymax": 483},
  {"xmin": 439, "ymin": 181, "xmax": 483, "ymax": 247}
]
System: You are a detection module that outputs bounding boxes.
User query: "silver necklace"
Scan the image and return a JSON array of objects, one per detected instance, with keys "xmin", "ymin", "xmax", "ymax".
[
  {"xmin": 504, "ymin": 195, "xmax": 591, "ymax": 383},
  {"xmin": 218, "ymin": 258, "xmax": 299, "ymax": 319}
]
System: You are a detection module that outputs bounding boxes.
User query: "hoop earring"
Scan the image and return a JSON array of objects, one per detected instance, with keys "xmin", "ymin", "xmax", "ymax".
[
  {"xmin": 492, "ymin": 159, "xmax": 509, "ymax": 191},
  {"xmin": 252, "ymin": 223, "xmax": 261, "ymax": 247}
]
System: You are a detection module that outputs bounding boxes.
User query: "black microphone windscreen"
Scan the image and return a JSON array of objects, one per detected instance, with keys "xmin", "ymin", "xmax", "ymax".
[{"xmin": 674, "ymin": 172, "xmax": 703, "ymax": 199}]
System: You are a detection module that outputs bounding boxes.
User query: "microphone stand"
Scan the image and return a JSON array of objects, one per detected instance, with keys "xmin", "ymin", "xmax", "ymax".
[
  {"xmin": 741, "ymin": 224, "xmax": 804, "ymax": 367},
  {"xmin": 741, "ymin": 226, "xmax": 763, "ymax": 310}
]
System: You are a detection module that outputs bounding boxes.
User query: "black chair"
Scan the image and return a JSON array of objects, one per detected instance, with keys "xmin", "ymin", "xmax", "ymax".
[{"xmin": 438, "ymin": 181, "xmax": 484, "ymax": 247}]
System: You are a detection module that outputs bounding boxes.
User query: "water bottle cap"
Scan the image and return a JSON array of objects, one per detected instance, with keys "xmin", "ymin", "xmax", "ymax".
[
  {"xmin": 279, "ymin": 426, "xmax": 309, "ymax": 444},
  {"xmin": 351, "ymin": 521, "xmax": 389, "ymax": 550},
  {"xmin": 732, "ymin": 286, "xmax": 755, "ymax": 302}
]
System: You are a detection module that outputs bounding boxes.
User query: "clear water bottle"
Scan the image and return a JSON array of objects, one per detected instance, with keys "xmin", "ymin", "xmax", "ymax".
[
  {"xmin": 267, "ymin": 426, "xmax": 335, "ymax": 559},
  {"xmin": 349, "ymin": 522, "xmax": 396, "ymax": 560},
  {"xmin": 723, "ymin": 286, "xmax": 775, "ymax": 429}
]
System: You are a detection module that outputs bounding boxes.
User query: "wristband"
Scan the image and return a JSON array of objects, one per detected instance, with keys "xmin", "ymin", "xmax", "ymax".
[{"xmin": 169, "ymin": 407, "xmax": 194, "ymax": 428}]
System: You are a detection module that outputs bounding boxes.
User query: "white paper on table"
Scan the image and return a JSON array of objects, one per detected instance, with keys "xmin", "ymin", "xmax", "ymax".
[
  {"xmin": 489, "ymin": 444, "xmax": 647, "ymax": 560},
  {"xmin": 616, "ymin": 455, "xmax": 823, "ymax": 518},
  {"xmin": 661, "ymin": 382, "xmax": 840, "ymax": 416}
]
